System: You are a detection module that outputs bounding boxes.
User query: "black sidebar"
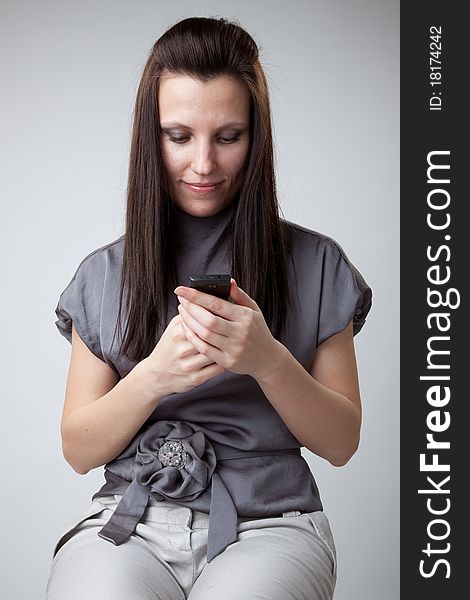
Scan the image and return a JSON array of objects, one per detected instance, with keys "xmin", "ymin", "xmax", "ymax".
[{"xmin": 401, "ymin": 3, "xmax": 466, "ymax": 598}]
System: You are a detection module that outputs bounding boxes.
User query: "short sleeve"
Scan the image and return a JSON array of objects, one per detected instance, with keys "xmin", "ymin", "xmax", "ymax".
[
  {"xmin": 316, "ymin": 239, "xmax": 372, "ymax": 346},
  {"xmin": 54, "ymin": 249, "xmax": 106, "ymax": 362}
]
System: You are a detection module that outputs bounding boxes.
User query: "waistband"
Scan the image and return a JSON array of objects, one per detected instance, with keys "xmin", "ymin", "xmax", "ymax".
[
  {"xmin": 91, "ymin": 419, "xmax": 301, "ymax": 562},
  {"xmin": 105, "ymin": 495, "xmax": 302, "ymax": 528}
]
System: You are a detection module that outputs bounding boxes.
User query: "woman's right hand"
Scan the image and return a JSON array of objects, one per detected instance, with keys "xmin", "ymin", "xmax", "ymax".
[{"xmin": 139, "ymin": 314, "xmax": 226, "ymax": 398}]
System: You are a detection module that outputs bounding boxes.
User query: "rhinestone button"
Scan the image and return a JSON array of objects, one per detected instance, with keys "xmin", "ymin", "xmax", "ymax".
[{"xmin": 157, "ymin": 439, "xmax": 189, "ymax": 469}]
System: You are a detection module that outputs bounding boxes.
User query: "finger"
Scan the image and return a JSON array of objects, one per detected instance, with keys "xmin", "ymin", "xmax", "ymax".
[
  {"xmin": 181, "ymin": 352, "xmax": 216, "ymax": 371},
  {"xmin": 178, "ymin": 297, "xmax": 231, "ymax": 337},
  {"xmin": 193, "ymin": 353, "xmax": 218, "ymax": 368},
  {"xmin": 200, "ymin": 362, "xmax": 226, "ymax": 378},
  {"xmin": 178, "ymin": 303, "xmax": 228, "ymax": 348},
  {"xmin": 179, "ymin": 314, "xmax": 225, "ymax": 365},
  {"xmin": 174, "ymin": 286, "xmax": 237, "ymax": 320},
  {"xmin": 178, "ymin": 297, "xmax": 227, "ymax": 332},
  {"xmin": 228, "ymin": 278, "xmax": 259, "ymax": 310}
]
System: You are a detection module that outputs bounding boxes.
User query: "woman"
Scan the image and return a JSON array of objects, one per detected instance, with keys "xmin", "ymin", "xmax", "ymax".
[{"xmin": 46, "ymin": 16, "xmax": 372, "ymax": 600}]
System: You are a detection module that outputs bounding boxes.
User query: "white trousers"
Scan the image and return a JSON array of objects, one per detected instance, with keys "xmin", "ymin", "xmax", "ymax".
[{"xmin": 46, "ymin": 494, "xmax": 337, "ymax": 599}]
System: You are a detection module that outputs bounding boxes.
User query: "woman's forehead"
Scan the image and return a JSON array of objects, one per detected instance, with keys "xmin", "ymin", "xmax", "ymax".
[{"xmin": 158, "ymin": 72, "xmax": 250, "ymax": 124}]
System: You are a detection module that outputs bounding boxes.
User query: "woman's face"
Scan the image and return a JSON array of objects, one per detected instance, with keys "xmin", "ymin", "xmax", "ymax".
[{"xmin": 158, "ymin": 72, "xmax": 251, "ymax": 217}]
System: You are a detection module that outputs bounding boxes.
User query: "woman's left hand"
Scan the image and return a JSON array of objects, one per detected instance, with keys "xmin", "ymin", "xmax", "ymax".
[{"xmin": 174, "ymin": 278, "xmax": 285, "ymax": 380}]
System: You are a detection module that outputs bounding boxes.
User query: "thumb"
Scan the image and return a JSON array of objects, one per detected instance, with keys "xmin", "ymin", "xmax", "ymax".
[{"xmin": 229, "ymin": 278, "xmax": 258, "ymax": 309}]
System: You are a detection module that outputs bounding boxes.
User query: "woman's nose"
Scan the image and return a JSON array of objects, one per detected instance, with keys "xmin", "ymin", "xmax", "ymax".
[{"xmin": 190, "ymin": 140, "xmax": 217, "ymax": 175}]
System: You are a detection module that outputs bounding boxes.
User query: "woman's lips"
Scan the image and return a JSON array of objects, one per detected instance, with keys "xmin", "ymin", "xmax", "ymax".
[{"xmin": 183, "ymin": 182, "xmax": 223, "ymax": 195}]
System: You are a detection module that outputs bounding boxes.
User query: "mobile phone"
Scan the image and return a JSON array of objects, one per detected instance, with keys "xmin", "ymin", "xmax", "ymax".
[{"xmin": 189, "ymin": 274, "xmax": 231, "ymax": 301}]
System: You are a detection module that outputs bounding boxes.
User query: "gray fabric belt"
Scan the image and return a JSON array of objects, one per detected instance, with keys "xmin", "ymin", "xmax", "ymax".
[{"xmin": 91, "ymin": 419, "xmax": 301, "ymax": 562}]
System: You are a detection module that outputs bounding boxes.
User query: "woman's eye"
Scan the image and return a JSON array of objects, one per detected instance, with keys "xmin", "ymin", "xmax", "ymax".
[
  {"xmin": 167, "ymin": 135, "xmax": 241, "ymax": 144},
  {"xmin": 168, "ymin": 136, "xmax": 188, "ymax": 144},
  {"xmin": 220, "ymin": 136, "xmax": 241, "ymax": 144}
]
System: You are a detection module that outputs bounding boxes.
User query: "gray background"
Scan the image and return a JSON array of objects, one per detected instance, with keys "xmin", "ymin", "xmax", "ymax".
[{"xmin": 0, "ymin": 1, "xmax": 399, "ymax": 598}]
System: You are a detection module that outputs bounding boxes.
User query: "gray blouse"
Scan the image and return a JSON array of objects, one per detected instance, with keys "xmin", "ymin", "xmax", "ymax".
[{"xmin": 55, "ymin": 199, "xmax": 372, "ymax": 562}]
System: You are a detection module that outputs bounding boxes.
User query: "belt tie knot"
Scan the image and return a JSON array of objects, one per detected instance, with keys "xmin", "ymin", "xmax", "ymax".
[{"xmin": 96, "ymin": 420, "xmax": 236, "ymax": 562}]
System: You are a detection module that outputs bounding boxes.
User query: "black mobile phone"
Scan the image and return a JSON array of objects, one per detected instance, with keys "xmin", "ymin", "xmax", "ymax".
[{"xmin": 189, "ymin": 274, "xmax": 231, "ymax": 301}]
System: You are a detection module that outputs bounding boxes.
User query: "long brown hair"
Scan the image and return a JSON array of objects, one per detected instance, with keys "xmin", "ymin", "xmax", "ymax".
[{"xmin": 112, "ymin": 16, "xmax": 295, "ymax": 363}]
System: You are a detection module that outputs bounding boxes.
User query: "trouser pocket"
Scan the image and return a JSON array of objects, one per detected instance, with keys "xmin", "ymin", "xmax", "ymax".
[
  {"xmin": 51, "ymin": 496, "xmax": 116, "ymax": 559},
  {"xmin": 302, "ymin": 510, "xmax": 338, "ymax": 580}
]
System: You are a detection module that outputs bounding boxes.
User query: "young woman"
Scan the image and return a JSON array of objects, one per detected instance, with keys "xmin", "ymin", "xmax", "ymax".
[{"xmin": 46, "ymin": 16, "xmax": 372, "ymax": 600}]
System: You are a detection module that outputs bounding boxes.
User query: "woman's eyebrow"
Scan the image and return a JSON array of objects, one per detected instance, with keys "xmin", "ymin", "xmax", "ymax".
[{"xmin": 160, "ymin": 121, "xmax": 248, "ymax": 130}]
